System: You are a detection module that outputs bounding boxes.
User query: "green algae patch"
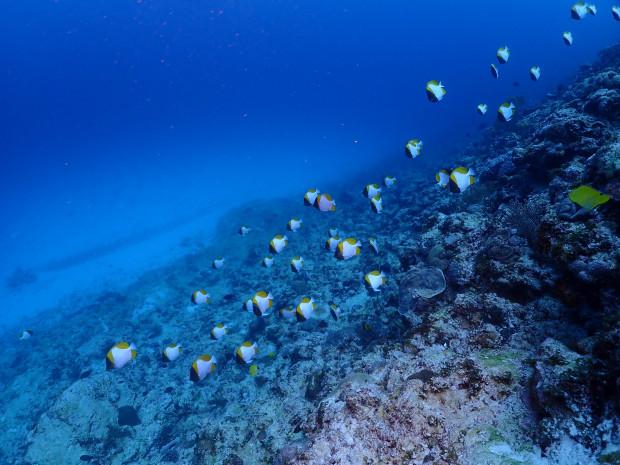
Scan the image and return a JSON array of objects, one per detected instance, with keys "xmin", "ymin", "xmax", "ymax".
[{"xmin": 475, "ymin": 349, "xmax": 523, "ymax": 379}]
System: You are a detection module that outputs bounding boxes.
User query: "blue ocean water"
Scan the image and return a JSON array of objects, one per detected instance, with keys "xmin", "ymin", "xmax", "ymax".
[{"xmin": 0, "ymin": 0, "xmax": 618, "ymax": 325}]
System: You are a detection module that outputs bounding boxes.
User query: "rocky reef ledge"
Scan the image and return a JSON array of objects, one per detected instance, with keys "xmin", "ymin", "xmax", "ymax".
[{"xmin": 1, "ymin": 44, "xmax": 619, "ymax": 465}]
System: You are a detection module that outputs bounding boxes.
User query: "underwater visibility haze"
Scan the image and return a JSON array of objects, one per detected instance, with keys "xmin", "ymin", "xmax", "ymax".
[{"xmin": 1, "ymin": 0, "xmax": 620, "ymax": 464}]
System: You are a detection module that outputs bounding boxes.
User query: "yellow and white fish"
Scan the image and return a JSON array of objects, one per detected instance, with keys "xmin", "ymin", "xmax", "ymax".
[
  {"xmin": 498, "ymin": 102, "xmax": 516, "ymax": 122},
  {"xmin": 477, "ymin": 104, "xmax": 488, "ymax": 115},
  {"xmin": 304, "ymin": 188, "xmax": 320, "ymax": 206},
  {"xmin": 211, "ymin": 324, "xmax": 229, "ymax": 340},
  {"xmin": 365, "ymin": 270, "xmax": 387, "ymax": 292},
  {"xmin": 369, "ymin": 238, "xmax": 379, "ymax": 254},
  {"xmin": 405, "ymin": 139, "xmax": 423, "ymax": 159},
  {"xmin": 563, "ymin": 31, "xmax": 573, "ymax": 46},
  {"xmin": 314, "ymin": 193, "xmax": 336, "ymax": 211},
  {"xmin": 296, "ymin": 297, "xmax": 316, "ymax": 322},
  {"xmin": 490, "ymin": 63, "xmax": 499, "ymax": 79},
  {"xmin": 287, "ymin": 218, "xmax": 303, "ymax": 232},
  {"xmin": 335, "ymin": 238, "xmax": 361, "ymax": 260},
  {"xmin": 613, "ymin": 6, "xmax": 620, "ymax": 20},
  {"xmin": 449, "ymin": 167, "xmax": 475, "ymax": 194},
  {"xmin": 192, "ymin": 290, "xmax": 211, "ymax": 304},
  {"xmin": 325, "ymin": 236, "xmax": 341, "ymax": 251},
  {"xmin": 426, "ymin": 80, "xmax": 445, "ymax": 102},
  {"xmin": 239, "ymin": 226, "xmax": 251, "ymax": 236},
  {"xmin": 106, "ymin": 342, "xmax": 137, "ymax": 370},
  {"xmin": 269, "ymin": 235, "xmax": 288, "ymax": 254},
  {"xmin": 436, "ymin": 170, "xmax": 450, "ymax": 188},
  {"xmin": 370, "ymin": 194, "xmax": 383, "ymax": 213},
  {"xmin": 242, "ymin": 299, "xmax": 254, "ymax": 313},
  {"xmin": 383, "ymin": 175, "xmax": 396, "ymax": 187},
  {"xmin": 212, "ymin": 258, "xmax": 225, "ymax": 269},
  {"xmin": 163, "ymin": 343, "xmax": 182, "ymax": 362},
  {"xmin": 362, "ymin": 183, "xmax": 382, "ymax": 198},
  {"xmin": 329, "ymin": 303, "xmax": 342, "ymax": 321},
  {"xmin": 571, "ymin": 2, "xmax": 596, "ymax": 19},
  {"xmin": 262, "ymin": 255, "xmax": 275, "ymax": 267},
  {"xmin": 290, "ymin": 256, "xmax": 305, "ymax": 273},
  {"xmin": 252, "ymin": 291, "xmax": 274, "ymax": 316},
  {"xmin": 279, "ymin": 307, "xmax": 296, "ymax": 319},
  {"xmin": 497, "ymin": 46, "xmax": 510, "ymax": 64},
  {"xmin": 19, "ymin": 329, "xmax": 33, "ymax": 341},
  {"xmin": 329, "ymin": 227, "xmax": 339, "ymax": 237},
  {"xmin": 189, "ymin": 354, "xmax": 217, "ymax": 381},
  {"xmin": 530, "ymin": 66, "xmax": 541, "ymax": 81},
  {"xmin": 236, "ymin": 341, "xmax": 258, "ymax": 364}
]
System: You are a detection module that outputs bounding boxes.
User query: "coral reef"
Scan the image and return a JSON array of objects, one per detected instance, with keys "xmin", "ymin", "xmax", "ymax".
[{"xmin": 1, "ymin": 42, "xmax": 619, "ymax": 465}]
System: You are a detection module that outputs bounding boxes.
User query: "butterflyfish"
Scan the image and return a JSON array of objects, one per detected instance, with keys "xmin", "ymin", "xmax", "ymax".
[
  {"xmin": 296, "ymin": 297, "xmax": 316, "ymax": 322},
  {"xmin": 236, "ymin": 341, "xmax": 258, "ymax": 364},
  {"xmin": 365, "ymin": 270, "xmax": 387, "ymax": 292},
  {"xmin": 426, "ymin": 80, "xmax": 445, "ymax": 102},
  {"xmin": 190, "ymin": 355, "xmax": 216, "ymax": 381},
  {"xmin": 269, "ymin": 235, "xmax": 288, "ymax": 254},
  {"xmin": 192, "ymin": 290, "xmax": 211, "ymax": 304},
  {"xmin": 106, "ymin": 342, "xmax": 137, "ymax": 370},
  {"xmin": 335, "ymin": 238, "xmax": 361, "ymax": 260},
  {"xmin": 498, "ymin": 102, "xmax": 516, "ymax": 122},
  {"xmin": 314, "ymin": 194, "xmax": 336, "ymax": 211},
  {"xmin": 163, "ymin": 343, "xmax": 182, "ymax": 362},
  {"xmin": 449, "ymin": 167, "xmax": 475, "ymax": 194}
]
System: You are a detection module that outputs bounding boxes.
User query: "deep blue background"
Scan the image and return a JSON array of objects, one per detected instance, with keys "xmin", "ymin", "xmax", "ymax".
[{"xmin": 0, "ymin": 0, "xmax": 618, "ymax": 324}]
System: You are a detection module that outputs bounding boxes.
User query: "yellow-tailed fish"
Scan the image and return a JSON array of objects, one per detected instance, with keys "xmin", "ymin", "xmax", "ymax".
[
  {"xmin": 304, "ymin": 188, "xmax": 320, "ymax": 206},
  {"xmin": 296, "ymin": 297, "xmax": 316, "ymax": 322},
  {"xmin": 242, "ymin": 298, "xmax": 254, "ymax": 313},
  {"xmin": 189, "ymin": 354, "xmax": 216, "ymax": 381},
  {"xmin": 287, "ymin": 218, "xmax": 303, "ymax": 232},
  {"xmin": 370, "ymin": 194, "xmax": 383, "ymax": 213},
  {"xmin": 279, "ymin": 307, "xmax": 296, "ymax": 319},
  {"xmin": 449, "ymin": 167, "xmax": 475, "ymax": 194},
  {"xmin": 191, "ymin": 290, "xmax": 211, "ymax": 304},
  {"xmin": 369, "ymin": 238, "xmax": 379, "ymax": 254},
  {"xmin": 329, "ymin": 303, "xmax": 342, "ymax": 321},
  {"xmin": 383, "ymin": 175, "xmax": 396, "ymax": 187},
  {"xmin": 236, "ymin": 341, "xmax": 258, "ymax": 364},
  {"xmin": 314, "ymin": 193, "xmax": 336, "ymax": 211},
  {"xmin": 426, "ymin": 80, "xmax": 445, "ymax": 102},
  {"xmin": 362, "ymin": 183, "xmax": 382, "ymax": 198},
  {"xmin": 290, "ymin": 256, "xmax": 305, "ymax": 273},
  {"xmin": 252, "ymin": 291, "xmax": 274, "ymax": 316},
  {"xmin": 498, "ymin": 102, "xmax": 516, "ymax": 122},
  {"xmin": 269, "ymin": 235, "xmax": 288, "ymax": 254},
  {"xmin": 365, "ymin": 270, "xmax": 387, "ymax": 292},
  {"xmin": 211, "ymin": 323, "xmax": 229, "ymax": 340},
  {"xmin": 106, "ymin": 342, "xmax": 137, "ymax": 370},
  {"xmin": 334, "ymin": 238, "xmax": 361, "ymax": 260},
  {"xmin": 405, "ymin": 139, "xmax": 423, "ymax": 159},
  {"xmin": 325, "ymin": 236, "xmax": 341, "ymax": 251},
  {"xmin": 569, "ymin": 185, "xmax": 611, "ymax": 209},
  {"xmin": 497, "ymin": 46, "xmax": 510, "ymax": 64},
  {"xmin": 163, "ymin": 343, "xmax": 182, "ymax": 362},
  {"xmin": 436, "ymin": 170, "xmax": 450, "ymax": 188}
]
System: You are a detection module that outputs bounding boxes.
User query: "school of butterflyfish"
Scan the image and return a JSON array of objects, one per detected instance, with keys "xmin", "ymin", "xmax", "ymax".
[{"xmin": 21, "ymin": 4, "xmax": 618, "ymax": 384}]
